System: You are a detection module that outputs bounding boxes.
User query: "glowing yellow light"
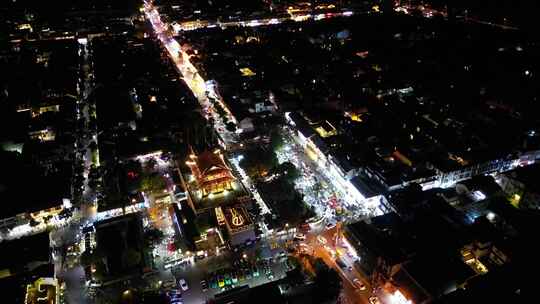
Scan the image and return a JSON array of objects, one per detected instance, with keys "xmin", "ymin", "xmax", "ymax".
[
  {"xmin": 306, "ymin": 148, "xmax": 318, "ymax": 161},
  {"xmin": 389, "ymin": 290, "xmax": 412, "ymax": 304},
  {"xmin": 239, "ymin": 68, "xmax": 256, "ymax": 77},
  {"xmin": 230, "ymin": 208, "xmax": 245, "ymax": 226}
]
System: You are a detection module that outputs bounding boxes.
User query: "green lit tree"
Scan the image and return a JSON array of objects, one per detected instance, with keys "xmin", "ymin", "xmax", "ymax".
[
  {"xmin": 270, "ymin": 128, "xmax": 284, "ymax": 152},
  {"xmin": 140, "ymin": 173, "xmax": 167, "ymax": 193}
]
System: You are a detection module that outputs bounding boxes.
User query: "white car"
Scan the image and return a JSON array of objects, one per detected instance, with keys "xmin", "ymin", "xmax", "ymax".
[
  {"xmin": 353, "ymin": 278, "xmax": 367, "ymax": 291},
  {"xmin": 325, "ymin": 222, "xmax": 336, "ymax": 230},
  {"xmin": 293, "ymin": 233, "xmax": 306, "ymax": 241},
  {"xmin": 178, "ymin": 278, "xmax": 189, "ymax": 291}
]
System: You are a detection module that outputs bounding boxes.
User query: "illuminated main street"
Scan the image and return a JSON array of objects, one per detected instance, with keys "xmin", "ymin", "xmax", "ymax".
[
  {"xmin": 145, "ymin": 2, "xmax": 239, "ymax": 149},
  {"xmin": 305, "ymin": 227, "xmax": 372, "ymax": 304},
  {"xmin": 143, "ymin": 2, "xmax": 379, "ymax": 303},
  {"xmin": 171, "ymin": 10, "xmax": 355, "ymax": 33}
]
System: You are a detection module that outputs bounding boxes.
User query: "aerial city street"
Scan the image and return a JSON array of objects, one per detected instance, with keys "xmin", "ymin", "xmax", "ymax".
[{"xmin": 0, "ymin": 0, "xmax": 535, "ymax": 303}]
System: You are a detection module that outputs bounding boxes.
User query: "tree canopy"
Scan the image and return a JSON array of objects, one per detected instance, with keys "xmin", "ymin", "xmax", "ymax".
[
  {"xmin": 226, "ymin": 121, "xmax": 237, "ymax": 132},
  {"xmin": 270, "ymin": 127, "xmax": 284, "ymax": 151},
  {"xmin": 239, "ymin": 147, "xmax": 278, "ymax": 178},
  {"xmin": 313, "ymin": 257, "xmax": 342, "ymax": 303},
  {"xmin": 144, "ymin": 227, "xmax": 165, "ymax": 246},
  {"xmin": 257, "ymin": 176, "xmax": 313, "ymax": 226},
  {"xmin": 140, "ymin": 172, "xmax": 167, "ymax": 193},
  {"xmin": 272, "ymin": 161, "xmax": 300, "ymax": 184}
]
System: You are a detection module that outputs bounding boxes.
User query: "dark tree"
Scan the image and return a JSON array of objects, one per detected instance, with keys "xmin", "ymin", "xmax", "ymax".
[
  {"xmin": 121, "ymin": 248, "xmax": 142, "ymax": 269},
  {"xmin": 272, "ymin": 161, "xmax": 300, "ymax": 184},
  {"xmin": 239, "ymin": 147, "xmax": 278, "ymax": 178},
  {"xmin": 226, "ymin": 121, "xmax": 237, "ymax": 132},
  {"xmin": 313, "ymin": 258, "xmax": 342, "ymax": 303},
  {"xmin": 144, "ymin": 228, "xmax": 165, "ymax": 246},
  {"xmin": 270, "ymin": 127, "xmax": 284, "ymax": 151}
]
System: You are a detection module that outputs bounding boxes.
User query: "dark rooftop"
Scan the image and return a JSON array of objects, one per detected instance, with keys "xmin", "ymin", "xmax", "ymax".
[
  {"xmin": 94, "ymin": 212, "xmax": 145, "ymax": 277},
  {"xmin": 212, "ymin": 281, "xmax": 284, "ymax": 304},
  {"xmin": 395, "ymin": 253, "xmax": 475, "ymax": 303},
  {"xmin": 0, "ymin": 232, "xmax": 50, "ymax": 272},
  {"xmin": 347, "ymin": 212, "xmax": 415, "ymax": 265},
  {"xmin": 0, "ymin": 150, "xmax": 70, "ymax": 218},
  {"xmin": 504, "ymin": 163, "xmax": 540, "ymax": 192}
]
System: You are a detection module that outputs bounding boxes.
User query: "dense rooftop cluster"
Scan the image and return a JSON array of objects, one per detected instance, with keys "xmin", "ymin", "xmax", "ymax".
[{"xmin": 0, "ymin": 1, "xmax": 538, "ymax": 304}]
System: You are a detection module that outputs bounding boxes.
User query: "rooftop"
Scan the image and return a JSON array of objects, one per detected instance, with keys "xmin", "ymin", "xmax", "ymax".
[
  {"xmin": 395, "ymin": 253, "xmax": 475, "ymax": 303},
  {"xmin": 346, "ymin": 212, "xmax": 415, "ymax": 265},
  {"xmin": 0, "ymin": 150, "xmax": 70, "ymax": 218},
  {"xmin": 212, "ymin": 281, "xmax": 284, "ymax": 304}
]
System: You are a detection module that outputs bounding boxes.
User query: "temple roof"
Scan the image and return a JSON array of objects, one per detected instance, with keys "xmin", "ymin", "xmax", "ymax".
[{"xmin": 195, "ymin": 150, "xmax": 230, "ymax": 177}]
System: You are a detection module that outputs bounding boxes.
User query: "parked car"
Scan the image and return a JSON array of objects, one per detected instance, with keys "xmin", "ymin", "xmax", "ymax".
[
  {"xmin": 353, "ymin": 278, "xmax": 367, "ymax": 291},
  {"xmin": 238, "ymin": 271, "xmax": 245, "ymax": 282},
  {"xmin": 178, "ymin": 278, "xmax": 189, "ymax": 291},
  {"xmin": 209, "ymin": 277, "xmax": 218, "ymax": 289},
  {"xmin": 168, "ymin": 289, "xmax": 181, "ymax": 296},
  {"xmin": 336, "ymin": 258, "xmax": 347, "ymax": 269},
  {"xmin": 325, "ymin": 221, "xmax": 336, "ymax": 230},
  {"xmin": 218, "ymin": 276, "xmax": 225, "ymax": 288},
  {"xmin": 252, "ymin": 265, "xmax": 260, "ymax": 277},
  {"xmin": 169, "ymin": 293, "xmax": 182, "ymax": 301},
  {"xmin": 168, "ymin": 290, "xmax": 182, "ymax": 304},
  {"xmin": 244, "ymin": 268, "xmax": 252, "ymax": 280},
  {"xmin": 293, "ymin": 233, "xmax": 306, "ymax": 241}
]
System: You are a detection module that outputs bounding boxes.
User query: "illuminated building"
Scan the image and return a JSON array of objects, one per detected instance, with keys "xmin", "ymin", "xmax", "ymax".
[
  {"xmin": 28, "ymin": 128, "xmax": 56, "ymax": 142},
  {"xmin": 216, "ymin": 205, "xmax": 255, "ymax": 246},
  {"xmin": 0, "ymin": 199, "xmax": 71, "ymax": 239},
  {"xmin": 239, "ymin": 67, "xmax": 256, "ymax": 77},
  {"xmin": 25, "ymin": 277, "xmax": 59, "ymax": 304},
  {"xmin": 186, "ymin": 149, "xmax": 236, "ymax": 197},
  {"xmin": 497, "ymin": 163, "xmax": 540, "ymax": 210},
  {"xmin": 314, "ymin": 120, "xmax": 338, "ymax": 138},
  {"xmin": 31, "ymin": 105, "xmax": 61, "ymax": 118},
  {"xmin": 179, "ymin": 148, "xmax": 251, "ymax": 215},
  {"xmin": 0, "ymin": 232, "xmax": 53, "ymax": 302},
  {"xmin": 387, "ymin": 290, "xmax": 412, "ymax": 304}
]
